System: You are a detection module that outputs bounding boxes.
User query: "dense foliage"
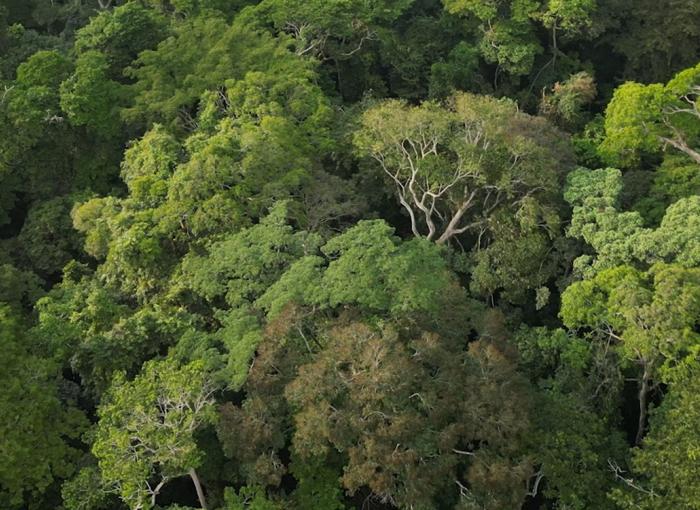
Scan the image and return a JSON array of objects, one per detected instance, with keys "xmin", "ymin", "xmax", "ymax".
[{"xmin": 1, "ymin": 1, "xmax": 699, "ymax": 509}]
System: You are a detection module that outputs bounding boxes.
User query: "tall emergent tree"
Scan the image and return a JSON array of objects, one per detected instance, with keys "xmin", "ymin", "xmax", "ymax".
[{"xmin": 354, "ymin": 92, "xmax": 572, "ymax": 244}]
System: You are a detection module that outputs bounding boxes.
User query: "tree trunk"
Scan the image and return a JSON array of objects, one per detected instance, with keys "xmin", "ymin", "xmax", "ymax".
[
  {"xmin": 435, "ymin": 194, "xmax": 476, "ymax": 244},
  {"xmin": 150, "ymin": 478, "xmax": 168, "ymax": 507},
  {"xmin": 635, "ymin": 364, "xmax": 651, "ymax": 445},
  {"xmin": 189, "ymin": 468, "xmax": 207, "ymax": 509},
  {"xmin": 659, "ymin": 136, "xmax": 700, "ymax": 165}
]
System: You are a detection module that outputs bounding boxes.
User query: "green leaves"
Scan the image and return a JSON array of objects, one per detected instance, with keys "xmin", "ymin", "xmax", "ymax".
[
  {"xmin": 189, "ymin": 215, "xmax": 454, "ymax": 322},
  {"xmin": 564, "ymin": 166, "xmax": 622, "ymax": 207},
  {"xmin": 15, "ymin": 48, "xmax": 71, "ymax": 88},
  {"xmin": 565, "ymin": 167, "xmax": 700, "ymax": 275},
  {"xmin": 2, "ymin": 49, "xmax": 70, "ymax": 141},
  {"xmin": 285, "ymin": 322, "xmax": 533, "ymax": 509},
  {"xmin": 443, "ymin": 0, "xmax": 541, "ymax": 75},
  {"xmin": 247, "ymin": 0, "xmax": 414, "ymax": 60},
  {"xmin": 0, "ymin": 262, "xmax": 44, "ymax": 306},
  {"xmin": 638, "ymin": 196, "xmax": 700, "ymax": 267},
  {"xmin": 120, "ymin": 124, "xmax": 181, "ymax": 206},
  {"xmin": 183, "ymin": 202, "xmax": 319, "ymax": 308},
  {"xmin": 355, "ymin": 92, "xmax": 571, "ymax": 246},
  {"xmin": 123, "ymin": 14, "xmax": 320, "ymax": 129},
  {"xmin": 60, "ymin": 50, "xmax": 125, "ymax": 137},
  {"xmin": 613, "ymin": 371, "xmax": 700, "ymax": 509},
  {"xmin": 74, "ymin": 2, "xmax": 168, "ymax": 74},
  {"xmin": 608, "ymin": 0, "xmax": 700, "ymax": 83},
  {"xmin": 443, "ymin": 0, "xmax": 596, "ymax": 76},
  {"xmin": 561, "ymin": 263, "xmax": 700, "ymax": 380},
  {"xmin": 16, "ymin": 194, "xmax": 87, "ymax": 277},
  {"xmin": 223, "ymin": 485, "xmax": 284, "ymax": 510},
  {"xmin": 180, "ymin": 215, "xmax": 454, "ymax": 390},
  {"xmin": 540, "ymin": 0, "xmax": 597, "ymax": 34},
  {"xmin": 599, "ymin": 82, "xmax": 667, "ymax": 168},
  {"xmin": 1, "ymin": 4, "xmax": 699, "ymax": 510},
  {"xmin": 600, "ymin": 62, "xmax": 700, "ymax": 168},
  {"xmin": 259, "ymin": 220, "xmax": 455, "ymax": 318},
  {"xmin": 93, "ymin": 359, "xmax": 217, "ymax": 510},
  {"xmin": 634, "ymin": 155, "xmax": 700, "ymax": 224},
  {"xmin": 539, "ymin": 71, "xmax": 597, "ymax": 130},
  {"xmin": 565, "ymin": 167, "xmax": 646, "ymax": 275},
  {"xmin": 529, "ymin": 389, "xmax": 623, "ymax": 510},
  {"xmin": 0, "ymin": 305, "xmax": 87, "ymax": 508}
]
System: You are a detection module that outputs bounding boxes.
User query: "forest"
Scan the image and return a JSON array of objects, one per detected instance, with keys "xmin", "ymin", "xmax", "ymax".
[{"xmin": 0, "ymin": 0, "xmax": 699, "ymax": 509}]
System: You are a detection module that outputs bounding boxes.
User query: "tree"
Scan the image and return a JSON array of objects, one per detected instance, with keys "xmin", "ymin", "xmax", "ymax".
[
  {"xmin": 467, "ymin": 207, "xmax": 563, "ymax": 306},
  {"xmin": 0, "ymin": 305, "xmax": 87, "ymax": 508},
  {"xmin": 122, "ymin": 14, "xmax": 323, "ymax": 129},
  {"xmin": 354, "ymin": 92, "xmax": 572, "ymax": 244},
  {"xmin": 73, "ymin": 2, "xmax": 168, "ymax": 76},
  {"xmin": 0, "ymin": 49, "xmax": 73, "ymax": 219},
  {"xmin": 529, "ymin": 390, "xmax": 624, "ymax": 509},
  {"xmin": 257, "ymin": 220, "xmax": 456, "ymax": 318},
  {"xmin": 60, "ymin": 50, "xmax": 125, "ymax": 138},
  {"xmin": 16, "ymin": 194, "xmax": 87, "ymax": 277},
  {"xmin": 177, "ymin": 203, "xmax": 320, "ymax": 388},
  {"xmin": 539, "ymin": 71, "xmax": 596, "ymax": 131},
  {"xmin": 600, "ymin": 62, "xmax": 700, "ymax": 168},
  {"xmin": 611, "ymin": 369, "xmax": 700, "ymax": 510},
  {"xmin": 635, "ymin": 195, "xmax": 700, "ymax": 268},
  {"xmin": 516, "ymin": 326, "xmax": 627, "ymax": 509},
  {"xmin": 3, "ymin": 4, "xmax": 700, "ymax": 510},
  {"xmin": 289, "ymin": 456, "xmax": 345, "ymax": 510},
  {"xmin": 35, "ymin": 262, "xmax": 194, "ymax": 397},
  {"xmin": 608, "ymin": 0, "xmax": 700, "ymax": 84},
  {"xmin": 376, "ymin": 10, "xmax": 478, "ymax": 100},
  {"xmin": 93, "ymin": 359, "xmax": 218, "ymax": 510},
  {"xmin": 632, "ymin": 155, "xmax": 700, "ymax": 224},
  {"xmin": 241, "ymin": 0, "xmax": 414, "ymax": 60},
  {"xmin": 564, "ymin": 167, "xmax": 646, "ymax": 276},
  {"xmin": 564, "ymin": 167, "xmax": 700, "ymax": 276},
  {"xmin": 71, "ymin": 38, "xmax": 334, "ymax": 296},
  {"xmin": 442, "ymin": 0, "xmax": 541, "ymax": 76},
  {"xmin": 61, "ymin": 465, "xmax": 119, "ymax": 510},
  {"xmin": 223, "ymin": 486, "xmax": 284, "ymax": 510},
  {"xmin": 443, "ymin": 0, "xmax": 597, "ymax": 77},
  {"xmin": 0, "ymin": 42, "xmax": 123, "ymax": 257},
  {"xmin": 214, "ymin": 305, "xmax": 319, "ymax": 493},
  {"xmin": 561, "ymin": 264, "xmax": 700, "ymax": 444},
  {"xmin": 286, "ymin": 321, "xmax": 534, "ymax": 509},
  {"xmin": 179, "ymin": 217, "xmax": 455, "ymax": 390},
  {"xmin": 119, "ymin": 123, "xmax": 182, "ymax": 208},
  {"xmin": 182, "ymin": 201, "xmax": 320, "ymax": 309},
  {"xmin": 141, "ymin": 0, "xmax": 252, "ymax": 18},
  {"xmin": 0, "ymin": 262, "xmax": 44, "ymax": 307}
]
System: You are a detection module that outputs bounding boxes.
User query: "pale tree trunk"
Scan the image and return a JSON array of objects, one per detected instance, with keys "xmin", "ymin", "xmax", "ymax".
[
  {"xmin": 149, "ymin": 478, "xmax": 168, "ymax": 508},
  {"xmin": 435, "ymin": 190, "xmax": 479, "ymax": 244},
  {"xmin": 659, "ymin": 136, "xmax": 700, "ymax": 165},
  {"xmin": 189, "ymin": 468, "xmax": 207, "ymax": 509}
]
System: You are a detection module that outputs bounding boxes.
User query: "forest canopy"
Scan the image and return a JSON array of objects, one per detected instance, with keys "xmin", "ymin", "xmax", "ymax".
[{"xmin": 1, "ymin": 1, "xmax": 699, "ymax": 509}]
